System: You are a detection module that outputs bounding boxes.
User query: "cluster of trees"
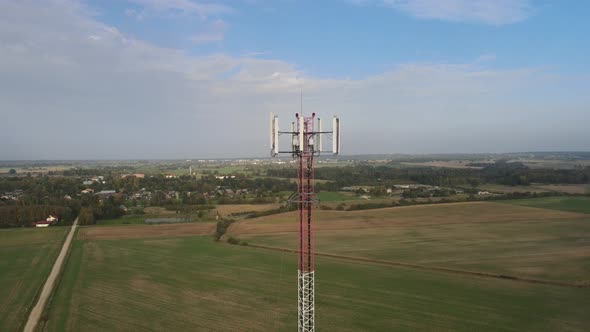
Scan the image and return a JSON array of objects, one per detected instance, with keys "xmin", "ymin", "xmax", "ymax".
[
  {"xmin": 0, "ymin": 176, "xmax": 82, "ymax": 205},
  {"xmin": 402, "ymin": 187, "xmax": 456, "ymax": 199}
]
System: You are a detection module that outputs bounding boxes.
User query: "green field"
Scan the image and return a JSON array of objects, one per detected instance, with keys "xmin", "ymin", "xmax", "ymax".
[
  {"xmin": 502, "ymin": 196, "xmax": 590, "ymax": 214},
  {"xmin": 0, "ymin": 227, "xmax": 67, "ymax": 331},
  {"xmin": 41, "ymin": 236, "xmax": 590, "ymax": 331}
]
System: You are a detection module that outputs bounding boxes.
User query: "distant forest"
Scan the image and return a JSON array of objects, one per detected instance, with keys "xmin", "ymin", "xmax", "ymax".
[{"xmin": 267, "ymin": 161, "xmax": 590, "ymax": 190}]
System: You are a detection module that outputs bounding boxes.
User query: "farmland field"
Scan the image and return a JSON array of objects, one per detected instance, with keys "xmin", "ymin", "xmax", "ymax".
[
  {"xmin": 41, "ymin": 235, "xmax": 590, "ymax": 331},
  {"xmin": 501, "ymin": 196, "xmax": 590, "ymax": 214},
  {"xmin": 0, "ymin": 227, "xmax": 67, "ymax": 331},
  {"xmin": 532, "ymin": 184, "xmax": 590, "ymax": 194},
  {"xmin": 77, "ymin": 222, "xmax": 216, "ymax": 240},
  {"xmin": 228, "ymin": 202, "xmax": 590, "ymax": 283},
  {"xmin": 478, "ymin": 184, "xmax": 549, "ymax": 194}
]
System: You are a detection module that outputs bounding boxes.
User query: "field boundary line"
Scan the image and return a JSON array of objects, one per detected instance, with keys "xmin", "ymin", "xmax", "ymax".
[
  {"xmin": 23, "ymin": 218, "xmax": 78, "ymax": 332},
  {"xmin": 244, "ymin": 244, "xmax": 589, "ymax": 289}
]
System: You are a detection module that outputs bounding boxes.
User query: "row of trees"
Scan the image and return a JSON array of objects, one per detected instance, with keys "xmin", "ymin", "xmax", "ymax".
[{"xmin": 267, "ymin": 162, "xmax": 590, "ymax": 189}]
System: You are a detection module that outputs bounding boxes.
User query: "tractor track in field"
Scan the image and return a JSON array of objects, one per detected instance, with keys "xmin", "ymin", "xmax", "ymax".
[{"xmin": 244, "ymin": 244, "xmax": 589, "ymax": 289}]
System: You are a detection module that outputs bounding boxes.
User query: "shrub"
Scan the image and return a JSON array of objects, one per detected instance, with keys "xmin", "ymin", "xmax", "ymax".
[
  {"xmin": 227, "ymin": 236, "xmax": 240, "ymax": 245},
  {"xmin": 214, "ymin": 219, "xmax": 234, "ymax": 241}
]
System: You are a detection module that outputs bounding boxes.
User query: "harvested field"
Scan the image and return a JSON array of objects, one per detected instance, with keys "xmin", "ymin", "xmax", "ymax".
[
  {"xmin": 42, "ymin": 236, "xmax": 590, "ymax": 331},
  {"xmin": 78, "ymin": 222, "xmax": 216, "ymax": 240},
  {"xmin": 227, "ymin": 201, "xmax": 587, "ymax": 235},
  {"xmin": 0, "ymin": 227, "xmax": 67, "ymax": 331},
  {"xmin": 228, "ymin": 201, "xmax": 590, "ymax": 283}
]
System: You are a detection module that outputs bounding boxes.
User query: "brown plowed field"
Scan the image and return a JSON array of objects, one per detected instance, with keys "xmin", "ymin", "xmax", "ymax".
[
  {"xmin": 78, "ymin": 223, "xmax": 216, "ymax": 240},
  {"xmin": 226, "ymin": 201, "xmax": 587, "ymax": 236}
]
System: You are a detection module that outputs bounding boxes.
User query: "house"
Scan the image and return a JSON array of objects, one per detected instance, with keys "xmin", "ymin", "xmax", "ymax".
[
  {"xmin": 46, "ymin": 215, "xmax": 58, "ymax": 223},
  {"xmin": 478, "ymin": 191, "xmax": 491, "ymax": 195},
  {"xmin": 81, "ymin": 188, "xmax": 94, "ymax": 194}
]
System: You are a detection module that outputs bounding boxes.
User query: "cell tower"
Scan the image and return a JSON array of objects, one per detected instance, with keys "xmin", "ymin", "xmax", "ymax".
[{"xmin": 270, "ymin": 112, "xmax": 341, "ymax": 332}]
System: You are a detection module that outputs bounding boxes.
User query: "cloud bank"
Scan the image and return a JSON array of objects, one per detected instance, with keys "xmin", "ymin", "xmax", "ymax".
[{"xmin": 0, "ymin": 0, "xmax": 587, "ymax": 159}]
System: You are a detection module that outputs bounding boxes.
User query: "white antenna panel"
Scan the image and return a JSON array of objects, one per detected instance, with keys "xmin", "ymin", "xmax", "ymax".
[
  {"xmin": 298, "ymin": 116, "xmax": 304, "ymax": 151},
  {"xmin": 270, "ymin": 113, "xmax": 279, "ymax": 156},
  {"xmin": 273, "ymin": 116, "xmax": 279, "ymax": 156},
  {"xmin": 317, "ymin": 118, "xmax": 322, "ymax": 152},
  {"xmin": 269, "ymin": 112, "xmax": 274, "ymax": 149},
  {"xmin": 332, "ymin": 116, "xmax": 340, "ymax": 155},
  {"xmin": 291, "ymin": 122, "xmax": 296, "ymax": 151}
]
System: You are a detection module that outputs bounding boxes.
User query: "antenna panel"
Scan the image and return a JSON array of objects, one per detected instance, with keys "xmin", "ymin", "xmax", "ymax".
[
  {"xmin": 332, "ymin": 116, "xmax": 340, "ymax": 155},
  {"xmin": 270, "ymin": 113, "xmax": 279, "ymax": 156},
  {"xmin": 269, "ymin": 112, "xmax": 274, "ymax": 149},
  {"xmin": 298, "ymin": 116, "xmax": 304, "ymax": 152},
  {"xmin": 317, "ymin": 118, "xmax": 322, "ymax": 152}
]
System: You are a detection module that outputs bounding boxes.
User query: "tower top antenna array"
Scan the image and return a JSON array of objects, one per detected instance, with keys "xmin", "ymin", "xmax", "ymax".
[
  {"xmin": 269, "ymin": 112, "xmax": 340, "ymax": 332},
  {"xmin": 269, "ymin": 112, "xmax": 340, "ymax": 157}
]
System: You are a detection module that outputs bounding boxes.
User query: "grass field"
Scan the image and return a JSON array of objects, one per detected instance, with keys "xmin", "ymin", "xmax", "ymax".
[
  {"xmin": 478, "ymin": 184, "xmax": 549, "ymax": 194},
  {"xmin": 229, "ymin": 202, "xmax": 590, "ymax": 283},
  {"xmin": 532, "ymin": 184, "xmax": 590, "ymax": 194},
  {"xmin": 42, "ymin": 235, "xmax": 590, "ymax": 331},
  {"xmin": 479, "ymin": 184, "xmax": 590, "ymax": 194},
  {"xmin": 502, "ymin": 196, "xmax": 590, "ymax": 214},
  {"xmin": 0, "ymin": 227, "xmax": 67, "ymax": 331}
]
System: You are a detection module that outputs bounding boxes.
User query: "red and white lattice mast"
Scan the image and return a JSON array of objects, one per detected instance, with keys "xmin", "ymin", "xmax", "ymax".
[{"xmin": 270, "ymin": 112, "xmax": 341, "ymax": 332}]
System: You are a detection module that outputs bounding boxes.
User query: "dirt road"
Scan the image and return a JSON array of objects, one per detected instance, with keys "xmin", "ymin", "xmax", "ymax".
[{"xmin": 23, "ymin": 218, "xmax": 78, "ymax": 332}]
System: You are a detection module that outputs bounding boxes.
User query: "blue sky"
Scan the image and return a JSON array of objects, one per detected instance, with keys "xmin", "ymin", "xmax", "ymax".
[
  {"xmin": 0, "ymin": 0, "xmax": 588, "ymax": 159},
  {"xmin": 90, "ymin": 0, "xmax": 590, "ymax": 78}
]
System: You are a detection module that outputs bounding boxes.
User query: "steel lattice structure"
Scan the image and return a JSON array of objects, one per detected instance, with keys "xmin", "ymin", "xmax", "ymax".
[
  {"xmin": 270, "ymin": 112, "xmax": 340, "ymax": 332},
  {"xmin": 296, "ymin": 115, "xmax": 316, "ymax": 332}
]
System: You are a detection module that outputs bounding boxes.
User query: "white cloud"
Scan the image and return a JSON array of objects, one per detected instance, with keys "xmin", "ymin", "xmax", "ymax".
[
  {"xmin": 125, "ymin": 0, "xmax": 232, "ymax": 19},
  {"xmin": 380, "ymin": 0, "xmax": 533, "ymax": 25},
  {"xmin": 190, "ymin": 19, "xmax": 228, "ymax": 44},
  {"xmin": 475, "ymin": 53, "xmax": 497, "ymax": 63},
  {"xmin": 0, "ymin": 0, "xmax": 587, "ymax": 159}
]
